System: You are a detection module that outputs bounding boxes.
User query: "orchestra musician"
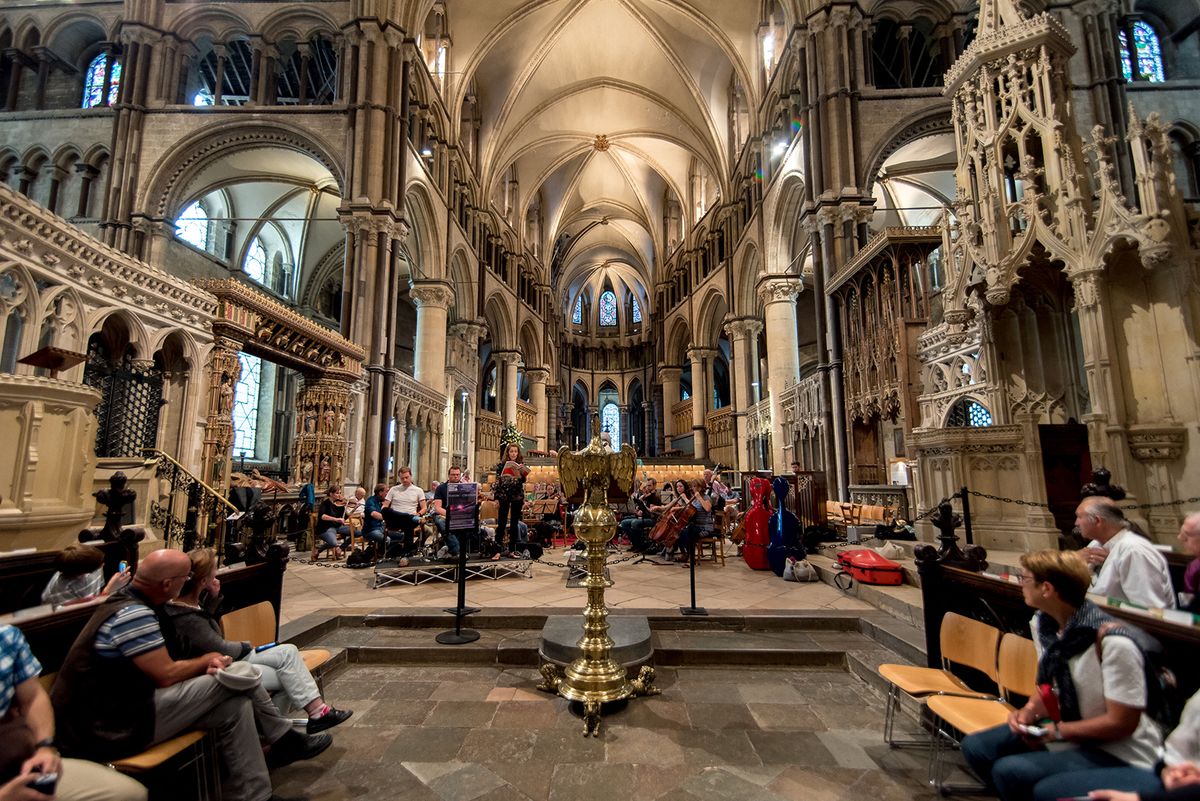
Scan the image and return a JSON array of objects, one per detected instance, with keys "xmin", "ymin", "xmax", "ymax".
[
  {"xmin": 620, "ymin": 477, "xmax": 663, "ymax": 553},
  {"xmin": 669, "ymin": 478, "xmax": 714, "ymax": 562}
]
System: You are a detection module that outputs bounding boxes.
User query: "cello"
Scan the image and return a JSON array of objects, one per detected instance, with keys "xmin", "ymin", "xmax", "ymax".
[{"xmin": 648, "ymin": 494, "xmax": 695, "ymax": 550}]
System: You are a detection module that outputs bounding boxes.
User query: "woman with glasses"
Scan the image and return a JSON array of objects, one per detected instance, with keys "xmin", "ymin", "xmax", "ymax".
[
  {"xmin": 164, "ymin": 548, "xmax": 352, "ymax": 734},
  {"xmin": 960, "ymin": 549, "xmax": 1164, "ymax": 801}
]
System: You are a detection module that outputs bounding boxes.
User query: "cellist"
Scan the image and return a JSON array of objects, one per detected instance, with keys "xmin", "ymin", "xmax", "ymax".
[{"xmin": 671, "ymin": 478, "xmax": 714, "ymax": 563}]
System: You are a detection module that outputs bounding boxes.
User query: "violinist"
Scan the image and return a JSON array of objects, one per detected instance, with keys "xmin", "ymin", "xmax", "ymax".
[
  {"xmin": 620, "ymin": 478, "xmax": 663, "ymax": 553},
  {"xmin": 671, "ymin": 478, "xmax": 714, "ymax": 562}
]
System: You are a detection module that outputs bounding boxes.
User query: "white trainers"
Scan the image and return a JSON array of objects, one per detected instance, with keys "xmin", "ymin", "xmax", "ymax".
[{"xmin": 436, "ymin": 546, "xmax": 449, "ymax": 559}]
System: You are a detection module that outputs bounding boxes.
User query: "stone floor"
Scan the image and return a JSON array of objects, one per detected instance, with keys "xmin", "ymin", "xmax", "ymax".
[
  {"xmin": 279, "ymin": 547, "xmax": 874, "ymax": 625},
  {"xmin": 270, "ymin": 663, "xmax": 942, "ymax": 801}
]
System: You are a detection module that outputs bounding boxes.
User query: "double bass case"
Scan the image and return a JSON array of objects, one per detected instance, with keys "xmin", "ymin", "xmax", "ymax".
[{"xmin": 835, "ymin": 549, "xmax": 903, "ymax": 586}]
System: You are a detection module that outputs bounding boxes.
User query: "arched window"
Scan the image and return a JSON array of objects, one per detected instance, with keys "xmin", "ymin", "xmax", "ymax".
[
  {"xmin": 1119, "ymin": 21, "xmax": 1165, "ymax": 83},
  {"xmin": 601, "ymin": 402, "xmax": 620, "ymax": 444},
  {"xmin": 631, "ymin": 297, "xmax": 642, "ymax": 324},
  {"xmin": 947, "ymin": 398, "xmax": 993, "ymax": 427},
  {"xmin": 244, "ymin": 237, "xmax": 268, "ymax": 284},
  {"xmin": 598, "ymin": 290, "xmax": 617, "ymax": 326},
  {"xmin": 572, "ymin": 296, "xmax": 582, "ymax": 325},
  {"xmin": 232, "ymin": 352, "xmax": 261, "ymax": 455},
  {"xmin": 175, "ymin": 201, "xmax": 210, "ymax": 250},
  {"xmin": 82, "ymin": 53, "xmax": 121, "ymax": 108}
]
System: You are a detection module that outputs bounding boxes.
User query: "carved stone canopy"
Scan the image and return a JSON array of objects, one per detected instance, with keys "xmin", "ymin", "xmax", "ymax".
[
  {"xmin": 194, "ymin": 278, "xmax": 365, "ymax": 381},
  {"xmin": 1128, "ymin": 423, "xmax": 1186, "ymax": 462}
]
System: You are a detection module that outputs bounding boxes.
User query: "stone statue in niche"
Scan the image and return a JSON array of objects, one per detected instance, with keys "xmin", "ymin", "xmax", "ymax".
[
  {"xmin": 324, "ymin": 409, "xmax": 335, "ymax": 434},
  {"xmin": 300, "ymin": 458, "xmax": 313, "ymax": 482},
  {"xmin": 318, "ymin": 456, "xmax": 330, "ymax": 485},
  {"xmin": 218, "ymin": 373, "xmax": 234, "ymax": 415},
  {"xmin": 336, "ymin": 411, "xmax": 346, "ymax": 436},
  {"xmin": 304, "ymin": 411, "xmax": 317, "ymax": 434}
]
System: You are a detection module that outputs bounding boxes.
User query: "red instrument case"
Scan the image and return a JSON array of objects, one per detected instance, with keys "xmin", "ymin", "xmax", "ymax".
[{"xmin": 836, "ymin": 549, "xmax": 903, "ymax": 586}]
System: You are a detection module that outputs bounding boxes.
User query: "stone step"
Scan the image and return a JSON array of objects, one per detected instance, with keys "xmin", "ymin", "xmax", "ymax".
[{"xmin": 806, "ymin": 553, "xmax": 926, "ymax": 630}]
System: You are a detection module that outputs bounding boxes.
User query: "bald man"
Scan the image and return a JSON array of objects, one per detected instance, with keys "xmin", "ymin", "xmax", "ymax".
[
  {"xmin": 51, "ymin": 549, "xmax": 330, "ymax": 801},
  {"xmin": 1076, "ymin": 497, "xmax": 1175, "ymax": 610},
  {"xmin": 1178, "ymin": 512, "xmax": 1200, "ymax": 613}
]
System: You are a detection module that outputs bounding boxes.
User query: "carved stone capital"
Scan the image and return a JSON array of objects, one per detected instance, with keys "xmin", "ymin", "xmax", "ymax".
[
  {"xmin": 757, "ymin": 276, "xmax": 803, "ymax": 306},
  {"xmin": 658, "ymin": 366, "xmax": 683, "ymax": 383},
  {"xmin": 686, "ymin": 346, "xmax": 719, "ymax": 362},
  {"xmin": 723, "ymin": 316, "xmax": 764, "ymax": 340},
  {"xmin": 525, "ymin": 368, "xmax": 550, "ymax": 384},
  {"xmin": 450, "ymin": 319, "xmax": 487, "ymax": 345},
  {"xmin": 409, "ymin": 280, "xmax": 455, "ymax": 310},
  {"xmin": 1128, "ymin": 424, "xmax": 1186, "ymax": 462}
]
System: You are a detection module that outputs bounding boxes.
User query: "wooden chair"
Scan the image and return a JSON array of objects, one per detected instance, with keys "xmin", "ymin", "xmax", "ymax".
[
  {"xmin": 877, "ymin": 612, "xmax": 1002, "ymax": 747},
  {"xmin": 221, "ymin": 601, "xmax": 332, "ymax": 676},
  {"xmin": 926, "ymin": 634, "xmax": 1039, "ymax": 793},
  {"xmin": 695, "ymin": 536, "xmax": 725, "ymax": 566}
]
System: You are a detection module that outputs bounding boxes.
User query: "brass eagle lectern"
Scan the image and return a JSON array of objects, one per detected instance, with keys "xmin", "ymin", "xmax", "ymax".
[{"xmin": 537, "ymin": 421, "xmax": 660, "ymax": 735}]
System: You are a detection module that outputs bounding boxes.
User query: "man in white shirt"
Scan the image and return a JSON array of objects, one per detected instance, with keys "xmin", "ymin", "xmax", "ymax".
[
  {"xmin": 383, "ymin": 467, "xmax": 426, "ymax": 557},
  {"xmin": 1076, "ymin": 497, "xmax": 1175, "ymax": 609}
]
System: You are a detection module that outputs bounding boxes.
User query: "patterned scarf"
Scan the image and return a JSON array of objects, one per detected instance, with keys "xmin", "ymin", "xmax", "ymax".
[{"xmin": 1034, "ymin": 600, "xmax": 1155, "ymax": 722}]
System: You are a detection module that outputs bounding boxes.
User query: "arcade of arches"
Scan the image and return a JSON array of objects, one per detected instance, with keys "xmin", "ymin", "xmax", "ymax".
[{"xmin": 1, "ymin": 0, "xmax": 1199, "ymax": 554}]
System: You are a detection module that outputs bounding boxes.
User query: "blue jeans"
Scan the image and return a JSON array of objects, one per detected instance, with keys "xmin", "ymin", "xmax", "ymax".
[
  {"xmin": 960, "ymin": 724, "xmax": 1152, "ymax": 801},
  {"xmin": 317, "ymin": 524, "xmax": 348, "ymax": 552},
  {"xmin": 433, "ymin": 516, "xmax": 459, "ymax": 556}
]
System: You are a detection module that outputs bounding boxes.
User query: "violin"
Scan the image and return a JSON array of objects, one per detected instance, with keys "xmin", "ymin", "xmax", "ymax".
[{"xmin": 648, "ymin": 493, "xmax": 695, "ymax": 549}]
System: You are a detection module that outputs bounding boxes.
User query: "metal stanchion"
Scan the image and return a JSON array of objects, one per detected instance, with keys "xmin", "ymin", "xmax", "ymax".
[
  {"xmin": 437, "ymin": 483, "xmax": 481, "ymax": 644},
  {"xmin": 680, "ymin": 538, "xmax": 707, "ymax": 616}
]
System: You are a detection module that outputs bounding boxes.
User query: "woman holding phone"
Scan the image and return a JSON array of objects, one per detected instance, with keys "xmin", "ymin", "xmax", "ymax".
[
  {"xmin": 960, "ymin": 549, "xmax": 1164, "ymax": 801},
  {"xmin": 163, "ymin": 548, "xmax": 352, "ymax": 734}
]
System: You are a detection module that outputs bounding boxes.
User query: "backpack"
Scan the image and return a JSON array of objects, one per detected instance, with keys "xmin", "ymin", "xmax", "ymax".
[
  {"xmin": 1096, "ymin": 622, "xmax": 1182, "ymax": 730},
  {"xmin": 345, "ymin": 547, "xmax": 373, "ymax": 569}
]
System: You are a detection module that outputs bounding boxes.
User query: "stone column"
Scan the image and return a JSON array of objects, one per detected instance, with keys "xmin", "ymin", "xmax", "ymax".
[
  {"xmin": 526, "ymin": 368, "xmax": 549, "ymax": 452},
  {"xmin": 618, "ymin": 404, "xmax": 630, "ymax": 448},
  {"xmin": 199, "ymin": 336, "xmax": 243, "ymax": 495},
  {"xmin": 642, "ymin": 401, "xmax": 654, "ymax": 456},
  {"xmin": 545, "ymin": 384, "xmax": 561, "ymax": 450},
  {"xmin": 687, "ymin": 347, "xmax": 716, "ymax": 459},
  {"xmin": 659, "ymin": 366, "xmax": 681, "ymax": 446},
  {"xmin": 291, "ymin": 376, "xmax": 354, "ymax": 489},
  {"xmin": 411, "ymin": 281, "xmax": 454, "ymax": 387},
  {"xmin": 725, "ymin": 317, "xmax": 763, "ymax": 473},
  {"xmin": 495, "ymin": 351, "xmax": 520, "ymax": 426},
  {"xmin": 759, "ymin": 277, "xmax": 803, "ymax": 473}
]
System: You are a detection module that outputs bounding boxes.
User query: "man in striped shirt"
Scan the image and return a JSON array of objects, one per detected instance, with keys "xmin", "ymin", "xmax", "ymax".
[{"xmin": 51, "ymin": 550, "xmax": 330, "ymax": 801}]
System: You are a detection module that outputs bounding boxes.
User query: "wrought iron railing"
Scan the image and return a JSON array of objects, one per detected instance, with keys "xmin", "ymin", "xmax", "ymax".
[{"xmin": 144, "ymin": 448, "xmax": 239, "ymax": 553}]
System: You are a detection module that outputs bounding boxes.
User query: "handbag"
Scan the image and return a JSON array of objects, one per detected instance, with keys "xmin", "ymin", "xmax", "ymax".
[{"xmin": 782, "ymin": 557, "xmax": 818, "ymax": 582}]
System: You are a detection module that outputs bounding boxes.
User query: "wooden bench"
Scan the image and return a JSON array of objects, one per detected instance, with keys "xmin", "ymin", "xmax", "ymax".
[{"xmin": 11, "ymin": 552, "xmax": 289, "ymax": 800}]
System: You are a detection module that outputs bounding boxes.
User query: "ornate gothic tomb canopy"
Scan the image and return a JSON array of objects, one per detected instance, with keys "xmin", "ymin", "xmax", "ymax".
[{"xmin": 194, "ymin": 278, "xmax": 364, "ymax": 380}]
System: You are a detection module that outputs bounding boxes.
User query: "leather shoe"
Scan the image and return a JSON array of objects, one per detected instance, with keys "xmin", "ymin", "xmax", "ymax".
[
  {"xmin": 267, "ymin": 730, "xmax": 332, "ymax": 769},
  {"xmin": 307, "ymin": 707, "xmax": 352, "ymax": 734}
]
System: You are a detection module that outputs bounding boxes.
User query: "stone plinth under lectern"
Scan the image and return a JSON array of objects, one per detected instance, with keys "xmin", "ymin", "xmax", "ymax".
[{"xmin": 539, "ymin": 615, "xmax": 652, "ymax": 668}]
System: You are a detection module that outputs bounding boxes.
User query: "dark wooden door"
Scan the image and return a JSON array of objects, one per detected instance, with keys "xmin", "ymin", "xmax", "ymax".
[{"xmin": 1039, "ymin": 423, "xmax": 1092, "ymax": 538}]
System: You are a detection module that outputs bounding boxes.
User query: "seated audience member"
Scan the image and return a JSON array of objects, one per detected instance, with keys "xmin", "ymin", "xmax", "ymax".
[
  {"xmin": 383, "ymin": 467, "xmax": 426, "ymax": 557},
  {"xmin": 51, "ymin": 550, "xmax": 330, "ymax": 801},
  {"xmin": 165, "ymin": 549, "xmax": 351, "ymax": 733},
  {"xmin": 313, "ymin": 486, "xmax": 348, "ymax": 561},
  {"xmin": 360, "ymin": 484, "xmax": 388, "ymax": 554},
  {"xmin": 430, "ymin": 467, "xmax": 462, "ymax": 558},
  {"xmin": 0, "ymin": 623, "xmax": 148, "ymax": 801},
  {"xmin": 1178, "ymin": 512, "xmax": 1200, "ymax": 614},
  {"xmin": 619, "ymin": 478, "xmax": 662, "ymax": 553},
  {"xmin": 1086, "ymin": 685, "xmax": 1200, "ymax": 801},
  {"xmin": 960, "ymin": 549, "xmax": 1164, "ymax": 801},
  {"xmin": 41, "ymin": 544, "xmax": 129, "ymax": 608},
  {"xmin": 1077, "ymin": 497, "xmax": 1175, "ymax": 609}
]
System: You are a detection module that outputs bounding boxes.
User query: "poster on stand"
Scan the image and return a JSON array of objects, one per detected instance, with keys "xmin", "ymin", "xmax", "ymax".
[{"xmin": 447, "ymin": 482, "xmax": 479, "ymax": 532}]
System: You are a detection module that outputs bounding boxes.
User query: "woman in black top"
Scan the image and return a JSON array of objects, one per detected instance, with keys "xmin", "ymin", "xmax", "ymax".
[
  {"xmin": 314, "ymin": 486, "xmax": 348, "ymax": 560},
  {"xmin": 493, "ymin": 442, "xmax": 530, "ymax": 558}
]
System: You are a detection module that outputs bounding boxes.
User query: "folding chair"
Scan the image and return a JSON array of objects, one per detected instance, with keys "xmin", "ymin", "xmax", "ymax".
[
  {"xmin": 877, "ymin": 612, "xmax": 1002, "ymax": 747},
  {"xmin": 926, "ymin": 633, "xmax": 1039, "ymax": 793}
]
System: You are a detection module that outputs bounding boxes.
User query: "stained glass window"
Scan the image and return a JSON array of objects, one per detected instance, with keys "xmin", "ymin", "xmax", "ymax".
[
  {"xmin": 601, "ymin": 402, "xmax": 620, "ymax": 445},
  {"xmin": 948, "ymin": 398, "xmax": 993, "ymax": 428},
  {"xmin": 631, "ymin": 297, "xmax": 642, "ymax": 324},
  {"xmin": 82, "ymin": 53, "xmax": 121, "ymax": 108},
  {"xmin": 572, "ymin": 296, "xmax": 582, "ymax": 325},
  {"xmin": 1119, "ymin": 22, "xmax": 1165, "ymax": 83},
  {"xmin": 599, "ymin": 290, "xmax": 617, "ymax": 326},
  {"xmin": 175, "ymin": 202, "xmax": 209, "ymax": 250},
  {"xmin": 232, "ymin": 352, "xmax": 261, "ymax": 455},
  {"xmin": 244, "ymin": 238, "xmax": 267, "ymax": 284}
]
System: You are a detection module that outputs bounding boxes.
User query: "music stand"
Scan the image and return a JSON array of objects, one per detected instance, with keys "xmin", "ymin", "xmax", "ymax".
[
  {"xmin": 19, "ymin": 346, "xmax": 86, "ymax": 378},
  {"xmin": 437, "ymin": 481, "xmax": 481, "ymax": 645}
]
